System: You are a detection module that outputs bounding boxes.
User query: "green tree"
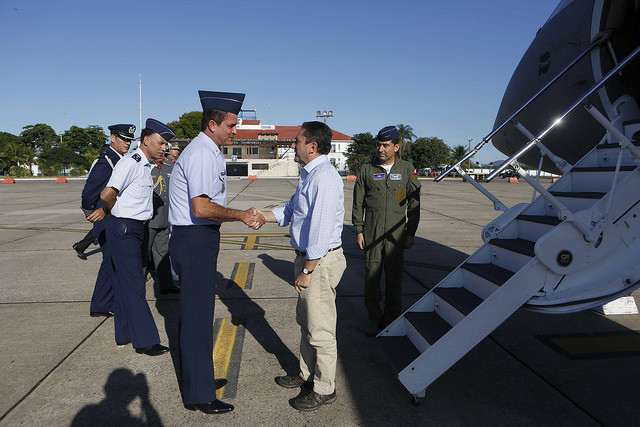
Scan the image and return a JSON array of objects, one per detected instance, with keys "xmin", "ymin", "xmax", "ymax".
[
  {"xmin": 39, "ymin": 145, "xmax": 86, "ymax": 175},
  {"xmin": 411, "ymin": 137, "xmax": 451, "ymax": 171},
  {"xmin": 0, "ymin": 132, "xmax": 21, "ymax": 172},
  {"xmin": 397, "ymin": 124, "xmax": 416, "ymax": 160},
  {"xmin": 450, "ymin": 144, "xmax": 472, "ymax": 169},
  {"xmin": 20, "ymin": 123, "xmax": 58, "ymax": 152},
  {"xmin": 63, "ymin": 125, "xmax": 107, "ymax": 154},
  {"xmin": 168, "ymin": 111, "xmax": 202, "ymax": 139},
  {"xmin": 0, "ymin": 140, "xmax": 30, "ymax": 172},
  {"xmin": 345, "ymin": 132, "xmax": 377, "ymax": 173}
]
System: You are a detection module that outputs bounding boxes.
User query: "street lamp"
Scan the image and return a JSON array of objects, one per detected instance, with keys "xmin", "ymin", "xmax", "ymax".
[{"xmin": 316, "ymin": 110, "xmax": 333, "ymax": 123}]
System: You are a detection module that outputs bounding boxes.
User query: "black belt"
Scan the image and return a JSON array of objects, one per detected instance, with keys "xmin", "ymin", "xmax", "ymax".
[
  {"xmin": 174, "ymin": 224, "xmax": 221, "ymax": 230},
  {"xmin": 113, "ymin": 216, "xmax": 147, "ymax": 225},
  {"xmin": 295, "ymin": 246, "xmax": 341, "ymax": 257}
]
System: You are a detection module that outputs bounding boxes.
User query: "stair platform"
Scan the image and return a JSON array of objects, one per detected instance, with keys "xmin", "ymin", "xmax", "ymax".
[
  {"xmin": 434, "ymin": 287, "xmax": 484, "ymax": 315},
  {"xmin": 405, "ymin": 311, "xmax": 452, "ymax": 345},
  {"xmin": 378, "ymin": 335, "xmax": 421, "ymax": 373}
]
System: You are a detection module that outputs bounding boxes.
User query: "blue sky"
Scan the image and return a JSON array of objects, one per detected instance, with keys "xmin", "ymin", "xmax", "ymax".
[{"xmin": 0, "ymin": 0, "xmax": 560, "ymax": 163}]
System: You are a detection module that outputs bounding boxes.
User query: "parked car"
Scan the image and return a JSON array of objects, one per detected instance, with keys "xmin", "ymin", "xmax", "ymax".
[{"xmin": 499, "ymin": 168, "xmax": 520, "ymax": 179}]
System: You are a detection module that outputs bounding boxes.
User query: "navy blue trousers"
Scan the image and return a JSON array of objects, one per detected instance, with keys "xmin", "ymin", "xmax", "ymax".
[
  {"xmin": 107, "ymin": 217, "xmax": 160, "ymax": 348},
  {"xmin": 90, "ymin": 215, "xmax": 113, "ymax": 313},
  {"xmin": 169, "ymin": 225, "xmax": 220, "ymax": 404}
]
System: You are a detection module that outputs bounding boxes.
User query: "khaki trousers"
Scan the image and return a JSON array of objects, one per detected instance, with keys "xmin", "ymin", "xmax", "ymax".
[{"xmin": 294, "ymin": 248, "xmax": 346, "ymax": 395}]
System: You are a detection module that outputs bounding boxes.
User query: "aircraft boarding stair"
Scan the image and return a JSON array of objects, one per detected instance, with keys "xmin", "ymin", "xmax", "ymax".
[{"xmin": 378, "ymin": 44, "xmax": 640, "ymax": 404}]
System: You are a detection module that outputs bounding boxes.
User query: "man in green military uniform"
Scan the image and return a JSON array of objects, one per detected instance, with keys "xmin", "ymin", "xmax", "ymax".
[{"xmin": 352, "ymin": 125, "xmax": 421, "ymax": 336}]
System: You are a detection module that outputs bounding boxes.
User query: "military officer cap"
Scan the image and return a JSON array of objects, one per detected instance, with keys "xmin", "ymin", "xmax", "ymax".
[
  {"xmin": 377, "ymin": 125, "xmax": 399, "ymax": 142},
  {"xmin": 108, "ymin": 124, "xmax": 136, "ymax": 141},
  {"xmin": 198, "ymin": 90, "xmax": 246, "ymax": 114},
  {"xmin": 145, "ymin": 118, "xmax": 175, "ymax": 141},
  {"xmin": 167, "ymin": 142, "xmax": 180, "ymax": 151}
]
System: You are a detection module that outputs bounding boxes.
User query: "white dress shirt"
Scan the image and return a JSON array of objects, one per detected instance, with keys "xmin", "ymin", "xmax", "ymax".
[
  {"xmin": 106, "ymin": 147, "xmax": 154, "ymax": 220},
  {"xmin": 273, "ymin": 155, "xmax": 344, "ymax": 260},
  {"xmin": 168, "ymin": 132, "xmax": 227, "ymax": 226}
]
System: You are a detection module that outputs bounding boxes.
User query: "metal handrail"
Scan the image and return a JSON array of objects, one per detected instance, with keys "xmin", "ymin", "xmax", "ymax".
[
  {"xmin": 485, "ymin": 44, "xmax": 640, "ymax": 182},
  {"xmin": 435, "ymin": 42, "xmax": 599, "ymax": 182}
]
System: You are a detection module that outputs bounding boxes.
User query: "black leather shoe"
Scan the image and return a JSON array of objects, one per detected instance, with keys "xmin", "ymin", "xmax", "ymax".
[
  {"xmin": 215, "ymin": 378, "xmax": 228, "ymax": 389},
  {"xmin": 161, "ymin": 285, "xmax": 181, "ymax": 294},
  {"xmin": 275, "ymin": 374, "xmax": 313, "ymax": 389},
  {"xmin": 72, "ymin": 244, "xmax": 87, "ymax": 260},
  {"xmin": 116, "ymin": 341, "xmax": 130, "ymax": 346},
  {"xmin": 184, "ymin": 400, "xmax": 234, "ymax": 414},
  {"xmin": 90, "ymin": 311, "xmax": 114, "ymax": 318},
  {"xmin": 633, "ymin": 130, "xmax": 640, "ymax": 142},
  {"xmin": 135, "ymin": 344, "xmax": 169, "ymax": 356},
  {"xmin": 292, "ymin": 390, "xmax": 337, "ymax": 411}
]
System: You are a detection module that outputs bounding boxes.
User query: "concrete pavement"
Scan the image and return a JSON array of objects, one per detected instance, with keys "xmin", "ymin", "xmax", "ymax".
[{"xmin": 1, "ymin": 178, "xmax": 639, "ymax": 425}]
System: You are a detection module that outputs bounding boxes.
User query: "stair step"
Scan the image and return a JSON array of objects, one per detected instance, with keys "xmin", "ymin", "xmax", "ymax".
[
  {"xmin": 405, "ymin": 311, "xmax": 452, "ymax": 345},
  {"xmin": 549, "ymin": 191, "xmax": 606, "ymax": 199},
  {"xmin": 434, "ymin": 287, "xmax": 484, "ymax": 315},
  {"xmin": 571, "ymin": 166, "xmax": 636, "ymax": 172},
  {"xmin": 378, "ymin": 335, "xmax": 421, "ymax": 373},
  {"xmin": 489, "ymin": 238, "xmax": 536, "ymax": 257},
  {"xmin": 517, "ymin": 214, "xmax": 562, "ymax": 226},
  {"xmin": 462, "ymin": 262, "xmax": 516, "ymax": 285}
]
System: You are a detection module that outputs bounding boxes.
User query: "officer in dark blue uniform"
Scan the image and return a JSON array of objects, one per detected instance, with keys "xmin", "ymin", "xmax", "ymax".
[
  {"xmin": 81, "ymin": 124, "xmax": 135, "ymax": 319},
  {"xmin": 168, "ymin": 90, "xmax": 264, "ymax": 414},
  {"xmin": 100, "ymin": 119, "xmax": 175, "ymax": 356}
]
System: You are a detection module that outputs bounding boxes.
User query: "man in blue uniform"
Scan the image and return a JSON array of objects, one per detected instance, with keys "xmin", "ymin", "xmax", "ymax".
[
  {"xmin": 80, "ymin": 124, "xmax": 135, "ymax": 318},
  {"xmin": 260, "ymin": 121, "xmax": 347, "ymax": 411},
  {"xmin": 100, "ymin": 118, "xmax": 174, "ymax": 356},
  {"xmin": 168, "ymin": 90, "xmax": 264, "ymax": 414}
]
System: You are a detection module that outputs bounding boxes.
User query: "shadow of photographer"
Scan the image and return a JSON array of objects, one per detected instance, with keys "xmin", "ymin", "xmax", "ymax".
[{"xmin": 71, "ymin": 368, "xmax": 162, "ymax": 426}]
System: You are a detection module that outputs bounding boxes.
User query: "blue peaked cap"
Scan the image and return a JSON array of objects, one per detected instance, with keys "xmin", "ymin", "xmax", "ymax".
[
  {"xmin": 145, "ymin": 118, "xmax": 175, "ymax": 141},
  {"xmin": 377, "ymin": 125, "xmax": 398, "ymax": 141},
  {"xmin": 198, "ymin": 90, "xmax": 245, "ymax": 114},
  {"xmin": 108, "ymin": 124, "xmax": 136, "ymax": 141}
]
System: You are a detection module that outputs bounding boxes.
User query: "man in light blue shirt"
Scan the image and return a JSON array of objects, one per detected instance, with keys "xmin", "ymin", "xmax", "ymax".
[
  {"xmin": 168, "ymin": 90, "xmax": 264, "ymax": 415},
  {"xmin": 260, "ymin": 121, "xmax": 346, "ymax": 411},
  {"xmin": 100, "ymin": 118, "xmax": 174, "ymax": 356}
]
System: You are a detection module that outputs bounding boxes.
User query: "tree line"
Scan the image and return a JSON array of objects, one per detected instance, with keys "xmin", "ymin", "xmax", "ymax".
[
  {"xmin": 345, "ymin": 124, "xmax": 470, "ymax": 174},
  {"xmin": 0, "ymin": 124, "xmax": 107, "ymax": 176}
]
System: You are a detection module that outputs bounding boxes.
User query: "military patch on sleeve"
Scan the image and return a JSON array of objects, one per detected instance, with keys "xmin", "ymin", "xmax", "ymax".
[{"xmin": 132, "ymin": 153, "xmax": 141, "ymax": 162}]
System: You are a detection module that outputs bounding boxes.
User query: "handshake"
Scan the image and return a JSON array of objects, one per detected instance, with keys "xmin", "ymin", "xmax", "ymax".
[{"xmin": 242, "ymin": 208, "xmax": 270, "ymax": 230}]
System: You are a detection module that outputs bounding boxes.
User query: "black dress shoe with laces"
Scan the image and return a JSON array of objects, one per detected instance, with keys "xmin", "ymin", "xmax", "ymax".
[
  {"xmin": 292, "ymin": 390, "xmax": 337, "ymax": 411},
  {"xmin": 90, "ymin": 311, "xmax": 114, "ymax": 318},
  {"xmin": 184, "ymin": 400, "xmax": 234, "ymax": 414},
  {"xmin": 134, "ymin": 343, "xmax": 169, "ymax": 356}
]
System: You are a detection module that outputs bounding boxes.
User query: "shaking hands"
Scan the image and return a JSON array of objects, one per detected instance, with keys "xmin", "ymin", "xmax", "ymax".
[{"xmin": 243, "ymin": 208, "xmax": 266, "ymax": 230}]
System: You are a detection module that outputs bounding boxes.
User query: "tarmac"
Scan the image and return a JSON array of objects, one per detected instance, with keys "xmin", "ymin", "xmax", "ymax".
[{"xmin": 1, "ymin": 177, "xmax": 639, "ymax": 426}]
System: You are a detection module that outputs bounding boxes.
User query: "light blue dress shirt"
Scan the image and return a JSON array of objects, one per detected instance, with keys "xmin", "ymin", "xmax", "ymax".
[
  {"xmin": 168, "ymin": 132, "xmax": 227, "ymax": 226},
  {"xmin": 273, "ymin": 155, "xmax": 344, "ymax": 260},
  {"xmin": 106, "ymin": 147, "xmax": 154, "ymax": 220}
]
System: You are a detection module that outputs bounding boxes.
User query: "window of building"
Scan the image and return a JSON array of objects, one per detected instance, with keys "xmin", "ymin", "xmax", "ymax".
[
  {"xmin": 250, "ymin": 147, "xmax": 259, "ymax": 155},
  {"xmin": 222, "ymin": 147, "xmax": 228, "ymax": 154},
  {"xmin": 232, "ymin": 147, "xmax": 242, "ymax": 157}
]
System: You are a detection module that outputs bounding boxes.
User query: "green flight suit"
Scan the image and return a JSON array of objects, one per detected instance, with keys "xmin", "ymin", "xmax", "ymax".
[{"xmin": 352, "ymin": 158, "xmax": 421, "ymax": 326}]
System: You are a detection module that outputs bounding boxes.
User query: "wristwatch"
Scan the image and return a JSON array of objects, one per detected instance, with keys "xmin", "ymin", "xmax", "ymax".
[{"xmin": 302, "ymin": 268, "xmax": 314, "ymax": 275}]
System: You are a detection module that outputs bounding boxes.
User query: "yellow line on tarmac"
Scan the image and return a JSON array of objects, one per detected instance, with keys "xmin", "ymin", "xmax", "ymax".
[
  {"xmin": 219, "ymin": 239, "xmax": 293, "ymax": 251},
  {"xmin": 213, "ymin": 317, "xmax": 237, "ymax": 400},
  {"xmin": 243, "ymin": 235, "xmax": 257, "ymax": 250},
  {"xmin": 0, "ymin": 226, "xmax": 88, "ymax": 232},
  {"xmin": 233, "ymin": 263, "xmax": 251, "ymax": 289}
]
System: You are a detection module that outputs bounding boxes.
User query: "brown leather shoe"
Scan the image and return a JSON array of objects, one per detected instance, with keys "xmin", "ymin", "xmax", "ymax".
[
  {"xmin": 292, "ymin": 390, "xmax": 337, "ymax": 411},
  {"xmin": 275, "ymin": 373, "xmax": 313, "ymax": 389}
]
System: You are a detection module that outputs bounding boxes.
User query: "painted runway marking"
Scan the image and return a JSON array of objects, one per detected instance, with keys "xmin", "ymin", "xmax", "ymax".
[{"xmin": 213, "ymin": 262, "xmax": 254, "ymax": 399}]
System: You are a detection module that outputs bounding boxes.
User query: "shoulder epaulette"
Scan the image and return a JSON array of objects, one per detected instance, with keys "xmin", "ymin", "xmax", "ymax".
[{"xmin": 132, "ymin": 153, "xmax": 141, "ymax": 162}]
